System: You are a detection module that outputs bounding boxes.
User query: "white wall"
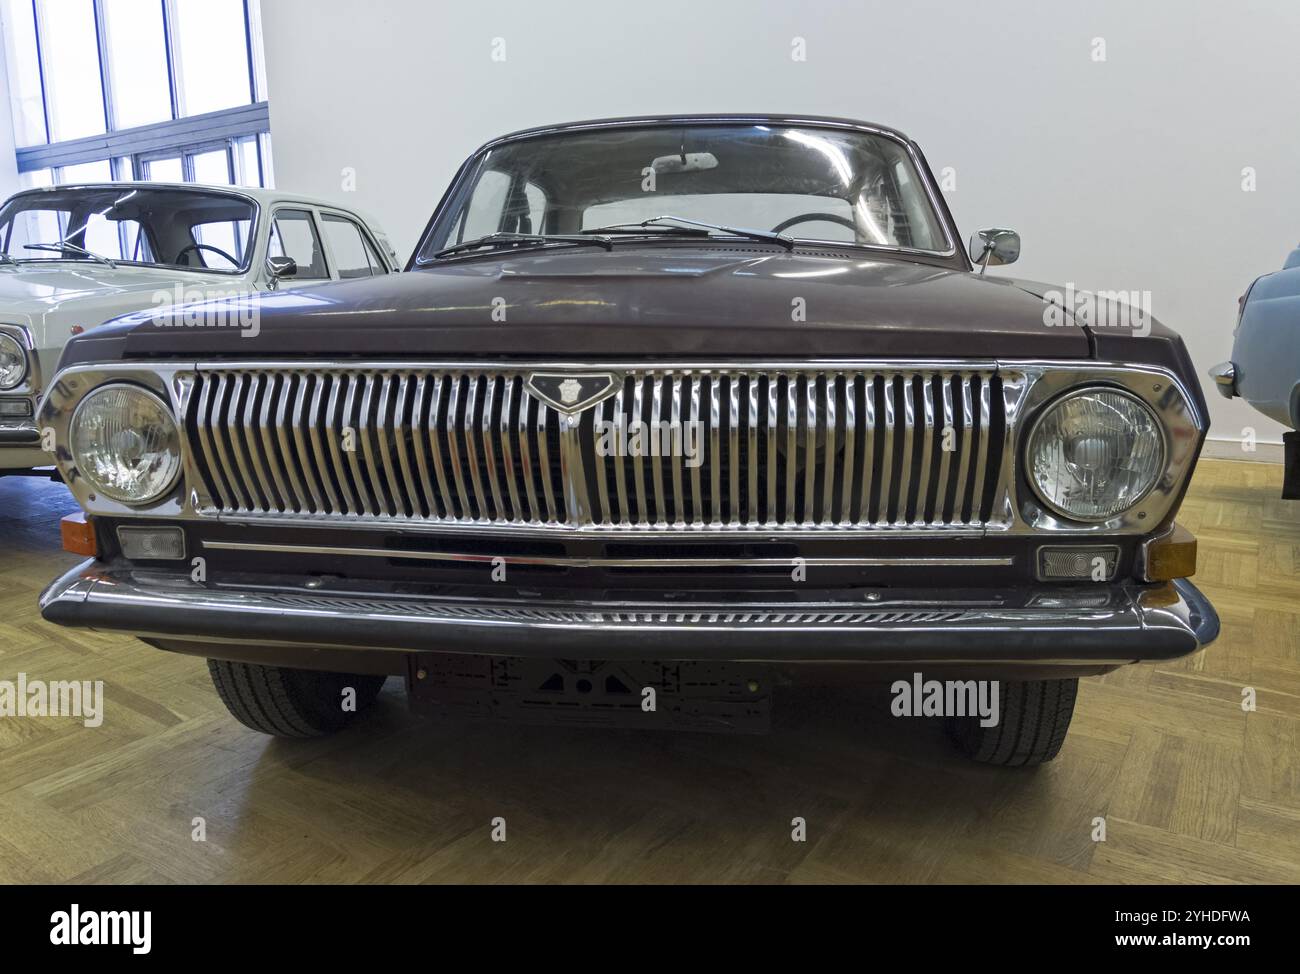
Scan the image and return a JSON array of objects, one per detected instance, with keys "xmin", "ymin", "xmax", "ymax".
[{"xmin": 261, "ymin": 0, "xmax": 1300, "ymax": 448}]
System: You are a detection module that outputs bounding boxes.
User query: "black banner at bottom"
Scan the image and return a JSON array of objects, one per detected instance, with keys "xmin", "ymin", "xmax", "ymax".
[{"xmin": 1, "ymin": 882, "xmax": 1282, "ymax": 960}]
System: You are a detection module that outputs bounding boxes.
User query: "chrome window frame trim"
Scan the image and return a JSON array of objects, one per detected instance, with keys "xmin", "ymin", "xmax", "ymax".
[
  {"xmin": 37, "ymin": 358, "xmax": 1203, "ymax": 538},
  {"xmin": 3, "ymin": 185, "xmax": 263, "ymax": 277},
  {"xmin": 414, "ymin": 117, "xmax": 959, "ymax": 265}
]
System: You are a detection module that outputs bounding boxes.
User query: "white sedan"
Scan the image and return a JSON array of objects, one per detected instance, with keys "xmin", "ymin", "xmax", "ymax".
[{"xmin": 0, "ymin": 182, "xmax": 399, "ymax": 473}]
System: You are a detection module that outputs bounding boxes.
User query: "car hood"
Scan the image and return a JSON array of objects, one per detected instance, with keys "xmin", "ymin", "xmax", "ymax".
[
  {"xmin": 0, "ymin": 263, "xmax": 236, "ymax": 305},
  {"xmin": 0, "ymin": 263, "xmax": 240, "ymax": 349},
  {"xmin": 74, "ymin": 246, "xmax": 1092, "ymax": 362}
]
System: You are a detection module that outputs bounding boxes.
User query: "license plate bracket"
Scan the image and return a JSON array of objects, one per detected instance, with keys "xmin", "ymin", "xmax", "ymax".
[{"xmin": 406, "ymin": 653, "xmax": 771, "ymax": 735}]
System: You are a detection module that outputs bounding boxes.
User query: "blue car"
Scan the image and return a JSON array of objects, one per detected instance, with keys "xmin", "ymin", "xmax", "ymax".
[{"xmin": 1212, "ymin": 246, "xmax": 1300, "ymax": 498}]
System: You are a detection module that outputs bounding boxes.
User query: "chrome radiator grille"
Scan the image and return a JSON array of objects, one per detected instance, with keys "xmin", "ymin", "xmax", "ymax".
[{"xmin": 185, "ymin": 367, "xmax": 1007, "ymax": 531}]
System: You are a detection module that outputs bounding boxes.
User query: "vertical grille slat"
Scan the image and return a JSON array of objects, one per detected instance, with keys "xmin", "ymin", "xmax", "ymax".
[
  {"xmin": 391, "ymin": 374, "xmax": 420, "ymax": 519},
  {"xmin": 746, "ymin": 377, "xmax": 759, "ymax": 524},
  {"xmin": 858, "ymin": 377, "xmax": 876, "ymax": 526},
  {"xmin": 195, "ymin": 374, "xmax": 233, "ymax": 509},
  {"xmin": 187, "ymin": 365, "xmax": 1009, "ymax": 532},
  {"xmin": 764, "ymin": 377, "xmax": 778, "ymax": 526},
  {"xmin": 498, "ymin": 377, "xmax": 522, "ymax": 522},
  {"xmin": 224, "ymin": 373, "xmax": 257, "ymax": 512},
  {"xmin": 821, "ymin": 375, "xmax": 837, "ymax": 526},
  {"xmin": 409, "ymin": 375, "xmax": 440, "ymax": 519},
  {"xmin": 709, "ymin": 376, "xmax": 722, "ymax": 526},
  {"xmin": 727, "ymin": 375, "xmax": 740, "ymax": 526},
  {"xmin": 916, "ymin": 376, "xmax": 937, "ymax": 525},
  {"xmin": 783, "ymin": 374, "xmax": 797, "ymax": 525},
  {"xmin": 972, "ymin": 374, "xmax": 993, "ymax": 526},
  {"xmin": 324, "ymin": 375, "xmax": 356, "ymax": 515},
  {"xmin": 610, "ymin": 386, "xmax": 630, "ymax": 526},
  {"xmin": 953, "ymin": 374, "xmax": 976, "ymax": 525},
  {"xmin": 801, "ymin": 375, "xmax": 816, "ymax": 525},
  {"xmin": 462, "ymin": 375, "xmax": 489, "ymax": 520},
  {"xmin": 669, "ymin": 376, "xmax": 684, "ymax": 526},
  {"xmin": 878, "ymin": 376, "xmax": 896, "ymax": 526},
  {"xmin": 307, "ymin": 375, "xmax": 340, "ymax": 514},
  {"xmin": 444, "ymin": 375, "xmax": 473, "ymax": 520},
  {"xmin": 339, "ymin": 374, "xmax": 372, "ymax": 516},
  {"xmin": 839, "ymin": 375, "xmax": 856, "ymax": 527},
  {"xmin": 516, "ymin": 389, "xmax": 541, "ymax": 523},
  {"xmin": 689, "ymin": 375, "xmax": 704, "ymax": 526},
  {"xmin": 936, "ymin": 373, "xmax": 956, "ymax": 524},
  {"xmin": 650, "ymin": 375, "xmax": 668, "ymax": 526},
  {"xmin": 896, "ymin": 375, "xmax": 916, "ymax": 526},
  {"xmin": 593, "ymin": 395, "xmax": 613, "ymax": 525},
  {"xmin": 631, "ymin": 379, "xmax": 648, "ymax": 525},
  {"xmin": 535, "ymin": 401, "xmax": 559, "ymax": 523}
]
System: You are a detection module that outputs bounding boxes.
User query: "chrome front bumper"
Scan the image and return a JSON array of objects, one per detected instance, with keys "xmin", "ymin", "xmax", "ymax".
[{"xmin": 39, "ymin": 560, "xmax": 1220, "ymax": 666}]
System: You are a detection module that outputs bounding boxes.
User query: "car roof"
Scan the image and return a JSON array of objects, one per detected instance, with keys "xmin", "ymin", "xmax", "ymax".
[
  {"xmin": 472, "ymin": 114, "xmax": 916, "ymax": 155},
  {"xmin": 5, "ymin": 182, "xmax": 387, "ymax": 230}
]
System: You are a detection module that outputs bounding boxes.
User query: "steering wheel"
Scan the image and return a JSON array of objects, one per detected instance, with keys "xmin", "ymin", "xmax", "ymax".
[
  {"xmin": 174, "ymin": 242, "xmax": 238, "ymax": 268},
  {"xmin": 771, "ymin": 212, "xmax": 858, "ymax": 234}
]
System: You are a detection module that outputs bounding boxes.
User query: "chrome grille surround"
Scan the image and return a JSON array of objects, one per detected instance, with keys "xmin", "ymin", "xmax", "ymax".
[
  {"xmin": 183, "ymin": 364, "xmax": 1008, "ymax": 534},
  {"xmin": 37, "ymin": 359, "xmax": 1205, "ymax": 537}
]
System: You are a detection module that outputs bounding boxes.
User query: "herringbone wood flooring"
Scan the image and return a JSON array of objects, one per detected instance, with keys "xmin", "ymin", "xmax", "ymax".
[{"xmin": 1, "ymin": 458, "xmax": 1297, "ymax": 883}]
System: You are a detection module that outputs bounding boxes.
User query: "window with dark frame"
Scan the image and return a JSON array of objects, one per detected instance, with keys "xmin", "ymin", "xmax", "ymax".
[{"xmin": 0, "ymin": 0, "xmax": 272, "ymax": 189}]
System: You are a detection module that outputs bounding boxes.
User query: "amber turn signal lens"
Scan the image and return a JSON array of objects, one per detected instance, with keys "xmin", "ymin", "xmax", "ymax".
[
  {"xmin": 60, "ymin": 512, "xmax": 97, "ymax": 557},
  {"xmin": 1142, "ymin": 523, "xmax": 1197, "ymax": 581}
]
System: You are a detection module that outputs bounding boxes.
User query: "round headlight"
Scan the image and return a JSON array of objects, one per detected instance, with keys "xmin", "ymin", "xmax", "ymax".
[
  {"xmin": 0, "ymin": 333, "xmax": 27, "ymax": 390},
  {"xmin": 1026, "ymin": 387, "xmax": 1165, "ymax": 521},
  {"xmin": 70, "ymin": 384, "xmax": 181, "ymax": 505}
]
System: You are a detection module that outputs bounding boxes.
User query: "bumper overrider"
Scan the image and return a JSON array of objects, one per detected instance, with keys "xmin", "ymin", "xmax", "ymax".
[{"xmin": 40, "ymin": 559, "xmax": 1219, "ymax": 672}]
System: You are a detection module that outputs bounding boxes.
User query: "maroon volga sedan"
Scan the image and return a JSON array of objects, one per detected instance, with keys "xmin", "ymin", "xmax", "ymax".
[{"xmin": 38, "ymin": 115, "xmax": 1216, "ymax": 766}]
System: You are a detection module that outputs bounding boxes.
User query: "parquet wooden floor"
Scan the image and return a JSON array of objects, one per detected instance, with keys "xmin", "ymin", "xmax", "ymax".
[{"xmin": 1, "ymin": 458, "xmax": 1296, "ymax": 883}]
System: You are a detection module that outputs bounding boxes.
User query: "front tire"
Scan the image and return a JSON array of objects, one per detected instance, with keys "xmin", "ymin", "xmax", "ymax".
[
  {"xmin": 207, "ymin": 660, "xmax": 386, "ymax": 738},
  {"xmin": 947, "ymin": 678, "xmax": 1078, "ymax": 766}
]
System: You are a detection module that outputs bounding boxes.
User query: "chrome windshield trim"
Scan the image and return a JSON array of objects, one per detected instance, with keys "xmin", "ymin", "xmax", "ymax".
[{"xmin": 414, "ymin": 116, "xmax": 958, "ymax": 265}]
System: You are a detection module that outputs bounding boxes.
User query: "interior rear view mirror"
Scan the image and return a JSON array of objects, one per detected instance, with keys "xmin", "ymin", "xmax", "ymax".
[{"xmin": 650, "ymin": 152, "xmax": 719, "ymax": 174}]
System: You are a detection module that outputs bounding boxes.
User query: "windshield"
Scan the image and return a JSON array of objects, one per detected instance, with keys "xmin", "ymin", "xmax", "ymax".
[
  {"xmin": 0, "ymin": 186, "xmax": 257, "ymax": 271},
  {"xmin": 418, "ymin": 124, "xmax": 950, "ymax": 262}
]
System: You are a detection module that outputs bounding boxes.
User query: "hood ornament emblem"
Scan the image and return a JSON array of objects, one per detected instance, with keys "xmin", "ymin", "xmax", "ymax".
[{"xmin": 525, "ymin": 372, "xmax": 620, "ymax": 414}]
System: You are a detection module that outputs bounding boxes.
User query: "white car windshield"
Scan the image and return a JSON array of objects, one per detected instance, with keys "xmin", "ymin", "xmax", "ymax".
[
  {"xmin": 0, "ymin": 186, "xmax": 256, "ymax": 271},
  {"xmin": 420, "ymin": 123, "xmax": 951, "ymax": 260}
]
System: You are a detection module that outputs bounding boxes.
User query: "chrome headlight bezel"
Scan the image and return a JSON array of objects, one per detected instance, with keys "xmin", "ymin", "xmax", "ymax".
[
  {"xmin": 1003, "ymin": 363, "xmax": 1203, "ymax": 536},
  {"xmin": 69, "ymin": 382, "xmax": 183, "ymax": 506},
  {"xmin": 0, "ymin": 331, "xmax": 28, "ymax": 390},
  {"xmin": 1024, "ymin": 385, "xmax": 1168, "ymax": 523}
]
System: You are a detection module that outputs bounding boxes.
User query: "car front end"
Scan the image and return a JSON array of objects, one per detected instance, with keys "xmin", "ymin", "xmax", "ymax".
[{"xmin": 35, "ymin": 116, "xmax": 1219, "ymax": 764}]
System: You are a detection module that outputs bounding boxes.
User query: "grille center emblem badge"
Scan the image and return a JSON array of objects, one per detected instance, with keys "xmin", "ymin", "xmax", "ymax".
[
  {"xmin": 525, "ymin": 372, "xmax": 620, "ymax": 414},
  {"xmin": 558, "ymin": 378, "xmax": 582, "ymax": 405}
]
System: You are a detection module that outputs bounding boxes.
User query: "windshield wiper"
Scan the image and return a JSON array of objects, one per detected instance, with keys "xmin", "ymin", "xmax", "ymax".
[
  {"xmin": 433, "ymin": 231, "xmax": 613, "ymax": 259},
  {"xmin": 0, "ymin": 253, "xmax": 17, "ymax": 266},
  {"xmin": 582, "ymin": 215, "xmax": 795, "ymax": 251},
  {"xmin": 24, "ymin": 240, "xmax": 117, "ymax": 267}
]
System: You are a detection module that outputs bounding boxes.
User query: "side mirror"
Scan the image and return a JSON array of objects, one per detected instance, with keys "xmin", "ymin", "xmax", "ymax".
[
  {"xmin": 968, "ymin": 228, "xmax": 1020, "ymax": 273},
  {"xmin": 265, "ymin": 255, "xmax": 297, "ymax": 289}
]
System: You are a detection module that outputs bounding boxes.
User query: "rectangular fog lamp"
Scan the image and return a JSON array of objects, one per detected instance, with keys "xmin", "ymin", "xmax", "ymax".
[
  {"xmin": 117, "ymin": 526, "xmax": 186, "ymax": 561},
  {"xmin": 1037, "ymin": 545, "xmax": 1119, "ymax": 581}
]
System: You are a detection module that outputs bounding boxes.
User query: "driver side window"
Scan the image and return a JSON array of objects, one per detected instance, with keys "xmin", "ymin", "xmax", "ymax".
[{"xmin": 268, "ymin": 209, "xmax": 329, "ymax": 280}]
